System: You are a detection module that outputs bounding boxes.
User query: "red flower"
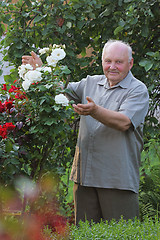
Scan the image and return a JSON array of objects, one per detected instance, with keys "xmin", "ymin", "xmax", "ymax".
[
  {"xmin": 15, "ymin": 92, "xmax": 26, "ymax": 100},
  {"xmin": 0, "ymin": 123, "xmax": 16, "ymax": 138},
  {"xmin": 0, "ymin": 101, "xmax": 5, "ymax": 113},
  {"xmin": 8, "ymin": 85, "xmax": 20, "ymax": 93},
  {"xmin": 2, "ymin": 84, "xmax": 7, "ymax": 91},
  {"xmin": 4, "ymin": 122, "xmax": 16, "ymax": 131},
  {"xmin": 0, "ymin": 125, "xmax": 7, "ymax": 139},
  {"xmin": 3, "ymin": 100, "xmax": 13, "ymax": 110}
]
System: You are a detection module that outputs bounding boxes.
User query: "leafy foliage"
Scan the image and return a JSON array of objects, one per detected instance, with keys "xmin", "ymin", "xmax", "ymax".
[
  {"xmin": 0, "ymin": 45, "xmax": 76, "ymax": 214},
  {"xmin": 0, "ymin": 0, "xmax": 159, "ymax": 125},
  {"xmin": 70, "ymin": 218, "xmax": 160, "ymax": 239},
  {"xmin": 139, "ymin": 133, "xmax": 160, "ymax": 220}
]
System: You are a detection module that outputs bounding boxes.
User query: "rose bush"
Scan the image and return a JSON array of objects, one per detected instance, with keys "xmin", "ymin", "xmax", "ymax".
[{"xmin": 0, "ymin": 44, "xmax": 76, "ymax": 208}]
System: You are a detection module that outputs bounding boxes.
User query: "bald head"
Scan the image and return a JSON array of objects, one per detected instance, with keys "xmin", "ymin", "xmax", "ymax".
[{"xmin": 102, "ymin": 40, "xmax": 133, "ymax": 63}]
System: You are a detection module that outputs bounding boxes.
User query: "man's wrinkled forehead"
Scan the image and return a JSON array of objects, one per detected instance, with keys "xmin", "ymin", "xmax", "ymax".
[{"xmin": 102, "ymin": 43, "xmax": 129, "ymax": 60}]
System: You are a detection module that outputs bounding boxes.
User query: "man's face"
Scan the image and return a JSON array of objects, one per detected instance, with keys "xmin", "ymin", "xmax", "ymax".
[{"xmin": 102, "ymin": 43, "xmax": 133, "ymax": 86}]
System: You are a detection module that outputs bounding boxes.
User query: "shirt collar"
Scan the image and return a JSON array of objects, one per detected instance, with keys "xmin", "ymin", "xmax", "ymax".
[{"xmin": 97, "ymin": 71, "xmax": 133, "ymax": 89}]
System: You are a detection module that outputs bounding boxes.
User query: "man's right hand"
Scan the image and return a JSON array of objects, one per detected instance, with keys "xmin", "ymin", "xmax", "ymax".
[{"xmin": 22, "ymin": 51, "xmax": 43, "ymax": 69}]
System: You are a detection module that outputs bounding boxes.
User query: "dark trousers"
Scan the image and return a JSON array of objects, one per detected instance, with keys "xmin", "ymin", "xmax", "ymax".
[{"xmin": 73, "ymin": 183, "xmax": 139, "ymax": 225}]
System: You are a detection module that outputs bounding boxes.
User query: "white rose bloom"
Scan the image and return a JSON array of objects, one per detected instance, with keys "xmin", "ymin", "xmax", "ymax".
[
  {"xmin": 24, "ymin": 70, "xmax": 42, "ymax": 83},
  {"xmin": 36, "ymin": 66, "xmax": 52, "ymax": 73},
  {"xmin": 22, "ymin": 80, "xmax": 31, "ymax": 91},
  {"xmin": 51, "ymin": 48, "xmax": 66, "ymax": 61},
  {"xmin": 55, "ymin": 94, "xmax": 69, "ymax": 106},
  {"xmin": 43, "ymin": 66, "xmax": 52, "ymax": 73},
  {"xmin": 53, "ymin": 44, "xmax": 60, "ymax": 49},
  {"xmin": 18, "ymin": 64, "xmax": 33, "ymax": 80},
  {"xmin": 36, "ymin": 66, "xmax": 43, "ymax": 72},
  {"xmin": 46, "ymin": 55, "xmax": 58, "ymax": 67},
  {"xmin": 39, "ymin": 47, "xmax": 50, "ymax": 55}
]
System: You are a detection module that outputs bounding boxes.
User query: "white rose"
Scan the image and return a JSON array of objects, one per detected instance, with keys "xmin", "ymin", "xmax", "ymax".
[
  {"xmin": 39, "ymin": 47, "xmax": 50, "ymax": 55},
  {"xmin": 35, "ymin": 66, "xmax": 43, "ymax": 72},
  {"xmin": 55, "ymin": 94, "xmax": 69, "ymax": 106},
  {"xmin": 46, "ymin": 55, "xmax": 58, "ymax": 67},
  {"xmin": 22, "ymin": 80, "xmax": 31, "ymax": 91},
  {"xmin": 36, "ymin": 66, "xmax": 52, "ymax": 73},
  {"xmin": 53, "ymin": 44, "xmax": 60, "ymax": 49},
  {"xmin": 51, "ymin": 48, "xmax": 66, "ymax": 61},
  {"xmin": 42, "ymin": 67, "xmax": 52, "ymax": 73},
  {"xmin": 18, "ymin": 64, "xmax": 33, "ymax": 80},
  {"xmin": 24, "ymin": 70, "xmax": 42, "ymax": 83}
]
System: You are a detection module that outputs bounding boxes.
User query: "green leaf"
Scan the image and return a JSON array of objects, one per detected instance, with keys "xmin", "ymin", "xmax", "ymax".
[
  {"xmin": 40, "ymin": 98, "xmax": 46, "ymax": 105},
  {"xmin": 24, "ymin": 0, "xmax": 32, "ymax": 7},
  {"xmin": 60, "ymin": 66, "xmax": 71, "ymax": 74},
  {"xmin": 139, "ymin": 59, "xmax": 153, "ymax": 71},
  {"xmin": 37, "ymin": 85, "xmax": 47, "ymax": 91},
  {"xmin": 118, "ymin": 0, "xmax": 123, "ymax": 6},
  {"xmin": 81, "ymin": 48, "xmax": 86, "ymax": 57},
  {"xmin": 44, "ymin": 107, "xmax": 52, "ymax": 113},
  {"xmin": 53, "ymin": 106, "xmax": 60, "ymax": 111},
  {"xmin": 99, "ymin": 7, "xmax": 112, "ymax": 17},
  {"xmin": 34, "ymin": 15, "xmax": 46, "ymax": 23},
  {"xmin": 141, "ymin": 25, "xmax": 149, "ymax": 37},
  {"xmin": 30, "ymin": 126, "xmax": 39, "ymax": 133},
  {"xmin": 114, "ymin": 26, "xmax": 123, "ymax": 35},
  {"xmin": 44, "ymin": 118, "xmax": 57, "ymax": 126},
  {"xmin": 21, "ymin": 163, "xmax": 31, "ymax": 175},
  {"xmin": 5, "ymin": 139, "xmax": 13, "ymax": 152}
]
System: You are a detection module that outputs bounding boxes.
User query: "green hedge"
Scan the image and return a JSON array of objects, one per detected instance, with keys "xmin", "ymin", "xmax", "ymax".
[{"xmin": 70, "ymin": 218, "xmax": 160, "ymax": 239}]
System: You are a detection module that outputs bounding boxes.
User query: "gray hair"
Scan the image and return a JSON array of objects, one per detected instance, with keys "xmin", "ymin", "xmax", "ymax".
[{"xmin": 102, "ymin": 39, "xmax": 133, "ymax": 62}]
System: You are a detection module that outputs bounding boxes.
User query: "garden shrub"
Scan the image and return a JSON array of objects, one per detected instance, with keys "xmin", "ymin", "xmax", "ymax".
[{"xmin": 70, "ymin": 218, "xmax": 160, "ymax": 240}]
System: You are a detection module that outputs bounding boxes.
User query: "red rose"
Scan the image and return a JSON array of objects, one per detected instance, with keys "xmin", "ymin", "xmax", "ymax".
[
  {"xmin": 8, "ymin": 85, "xmax": 20, "ymax": 93},
  {"xmin": 4, "ymin": 100, "xmax": 13, "ymax": 110},
  {"xmin": 15, "ymin": 92, "xmax": 26, "ymax": 100},
  {"xmin": 0, "ymin": 101, "xmax": 5, "ymax": 113},
  {"xmin": 2, "ymin": 84, "xmax": 7, "ymax": 91},
  {"xmin": 4, "ymin": 122, "xmax": 16, "ymax": 131},
  {"xmin": 0, "ymin": 125, "xmax": 7, "ymax": 139}
]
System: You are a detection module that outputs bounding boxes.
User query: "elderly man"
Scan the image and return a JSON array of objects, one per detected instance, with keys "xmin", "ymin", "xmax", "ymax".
[{"xmin": 22, "ymin": 40, "xmax": 149, "ymax": 224}]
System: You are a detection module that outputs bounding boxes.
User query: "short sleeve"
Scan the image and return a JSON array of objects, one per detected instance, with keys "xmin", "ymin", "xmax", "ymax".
[
  {"xmin": 119, "ymin": 84, "xmax": 149, "ymax": 129},
  {"xmin": 66, "ymin": 78, "xmax": 86, "ymax": 104}
]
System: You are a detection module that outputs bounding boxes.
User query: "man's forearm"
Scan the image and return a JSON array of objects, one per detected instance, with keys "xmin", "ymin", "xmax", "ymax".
[{"xmin": 91, "ymin": 105, "xmax": 131, "ymax": 131}]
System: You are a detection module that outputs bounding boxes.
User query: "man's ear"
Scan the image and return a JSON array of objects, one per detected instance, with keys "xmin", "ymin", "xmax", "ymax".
[{"xmin": 129, "ymin": 58, "xmax": 134, "ymax": 70}]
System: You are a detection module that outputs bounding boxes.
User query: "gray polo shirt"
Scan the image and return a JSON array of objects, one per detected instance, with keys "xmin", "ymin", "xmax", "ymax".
[{"xmin": 66, "ymin": 71, "xmax": 149, "ymax": 193}]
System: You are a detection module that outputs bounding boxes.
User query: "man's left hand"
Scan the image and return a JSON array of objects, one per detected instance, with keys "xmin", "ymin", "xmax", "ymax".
[{"xmin": 72, "ymin": 97, "xmax": 98, "ymax": 116}]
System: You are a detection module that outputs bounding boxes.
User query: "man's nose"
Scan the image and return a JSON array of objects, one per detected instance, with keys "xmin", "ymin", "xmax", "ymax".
[{"xmin": 109, "ymin": 62, "xmax": 116, "ymax": 69}]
